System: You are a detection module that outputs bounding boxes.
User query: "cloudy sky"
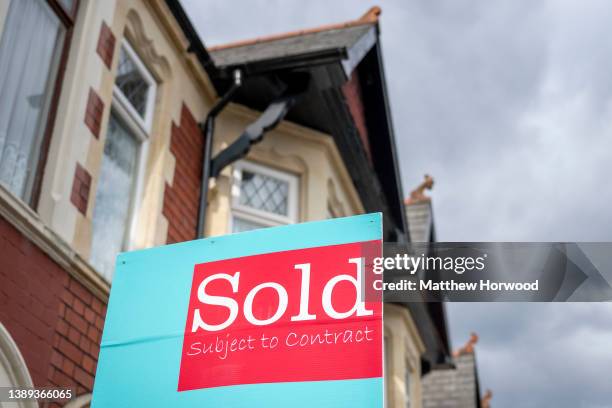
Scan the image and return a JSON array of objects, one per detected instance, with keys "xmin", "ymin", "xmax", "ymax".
[{"xmin": 182, "ymin": 1, "xmax": 612, "ymax": 406}]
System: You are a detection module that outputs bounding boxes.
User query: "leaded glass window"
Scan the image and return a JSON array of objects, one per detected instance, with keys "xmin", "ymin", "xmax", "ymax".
[
  {"xmin": 239, "ymin": 170, "xmax": 289, "ymax": 216},
  {"xmin": 90, "ymin": 112, "xmax": 139, "ymax": 280},
  {"xmin": 113, "ymin": 40, "xmax": 156, "ymax": 131},
  {"xmin": 230, "ymin": 161, "xmax": 298, "ymax": 234},
  {"xmin": 90, "ymin": 40, "xmax": 154, "ymax": 281},
  {"xmin": 116, "ymin": 47, "xmax": 148, "ymax": 116}
]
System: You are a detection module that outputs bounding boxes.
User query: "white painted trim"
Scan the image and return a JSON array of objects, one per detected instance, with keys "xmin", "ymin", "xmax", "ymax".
[
  {"xmin": 230, "ymin": 161, "xmax": 299, "ymax": 228},
  {"xmin": 63, "ymin": 393, "xmax": 92, "ymax": 408},
  {"xmin": 108, "ymin": 98, "xmax": 149, "ymax": 250},
  {"xmin": 93, "ymin": 40, "xmax": 157, "ymax": 260},
  {"xmin": 114, "ymin": 39, "xmax": 157, "ymax": 133},
  {"xmin": 93, "ymin": 106, "xmax": 149, "ymax": 263},
  {"xmin": 341, "ymin": 26, "xmax": 377, "ymax": 77},
  {"xmin": 125, "ymin": 139, "xmax": 148, "ymax": 252},
  {"xmin": 110, "ymin": 92, "xmax": 148, "ymax": 142},
  {"xmin": 112, "ymin": 40, "xmax": 156, "ymax": 253}
]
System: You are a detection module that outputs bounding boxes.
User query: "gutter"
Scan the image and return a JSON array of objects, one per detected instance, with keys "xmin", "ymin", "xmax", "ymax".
[
  {"xmin": 196, "ymin": 69, "xmax": 242, "ymax": 238},
  {"xmin": 162, "ymin": 0, "xmax": 238, "ymax": 238},
  {"xmin": 197, "ymin": 72, "xmax": 310, "ymax": 237}
]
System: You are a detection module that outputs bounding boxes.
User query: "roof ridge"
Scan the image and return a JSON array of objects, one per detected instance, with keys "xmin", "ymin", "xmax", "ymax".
[{"xmin": 209, "ymin": 6, "xmax": 381, "ymax": 52}]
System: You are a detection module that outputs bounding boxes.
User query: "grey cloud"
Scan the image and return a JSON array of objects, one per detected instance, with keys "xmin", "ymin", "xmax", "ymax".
[
  {"xmin": 182, "ymin": 1, "xmax": 612, "ymax": 406},
  {"xmin": 448, "ymin": 303, "xmax": 612, "ymax": 408}
]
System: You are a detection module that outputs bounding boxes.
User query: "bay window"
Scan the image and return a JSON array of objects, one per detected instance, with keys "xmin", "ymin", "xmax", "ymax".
[
  {"xmin": 230, "ymin": 161, "xmax": 298, "ymax": 233},
  {"xmin": 90, "ymin": 40, "xmax": 155, "ymax": 281},
  {"xmin": 0, "ymin": 0, "xmax": 77, "ymax": 203}
]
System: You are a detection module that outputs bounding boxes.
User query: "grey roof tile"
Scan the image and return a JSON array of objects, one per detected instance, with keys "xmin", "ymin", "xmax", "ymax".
[{"xmin": 210, "ymin": 24, "xmax": 373, "ymax": 67}]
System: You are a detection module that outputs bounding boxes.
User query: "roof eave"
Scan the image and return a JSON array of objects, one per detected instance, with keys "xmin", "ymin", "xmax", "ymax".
[
  {"xmin": 164, "ymin": 0, "xmax": 217, "ymax": 77},
  {"xmin": 210, "ymin": 28, "xmax": 410, "ymax": 241},
  {"xmin": 213, "ymin": 47, "xmax": 348, "ymax": 81},
  {"xmin": 209, "ymin": 24, "xmax": 378, "ymax": 87},
  {"xmin": 356, "ymin": 41, "xmax": 410, "ymax": 241}
]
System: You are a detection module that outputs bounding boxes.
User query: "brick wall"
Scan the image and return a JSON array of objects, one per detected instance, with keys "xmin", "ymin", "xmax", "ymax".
[
  {"xmin": 163, "ymin": 103, "xmax": 203, "ymax": 244},
  {"xmin": 49, "ymin": 277, "xmax": 105, "ymax": 397},
  {"xmin": 0, "ymin": 216, "xmax": 106, "ymax": 406},
  {"xmin": 0, "ymin": 217, "xmax": 63, "ymax": 386}
]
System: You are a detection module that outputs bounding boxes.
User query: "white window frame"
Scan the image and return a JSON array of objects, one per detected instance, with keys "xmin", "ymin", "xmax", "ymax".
[
  {"xmin": 111, "ymin": 40, "xmax": 156, "ymax": 251},
  {"xmin": 230, "ymin": 161, "xmax": 299, "ymax": 232},
  {"xmin": 91, "ymin": 39, "xmax": 155, "ymax": 278},
  {"xmin": 108, "ymin": 99, "xmax": 149, "ymax": 252},
  {"xmin": 112, "ymin": 39, "xmax": 157, "ymax": 133}
]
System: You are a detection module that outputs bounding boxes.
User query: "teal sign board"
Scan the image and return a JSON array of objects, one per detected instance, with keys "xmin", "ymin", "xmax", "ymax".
[{"xmin": 92, "ymin": 213, "xmax": 383, "ymax": 407}]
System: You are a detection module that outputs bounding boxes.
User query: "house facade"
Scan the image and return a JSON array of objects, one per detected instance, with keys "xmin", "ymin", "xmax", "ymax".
[{"xmin": 0, "ymin": 1, "xmax": 450, "ymax": 407}]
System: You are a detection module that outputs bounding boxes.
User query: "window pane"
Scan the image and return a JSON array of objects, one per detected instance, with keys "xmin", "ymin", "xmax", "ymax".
[
  {"xmin": 0, "ymin": 0, "xmax": 64, "ymax": 199},
  {"xmin": 115, "ymin": 47, "xmax": 150, "ymax": 118},
  {"xmin": 232, "ymin": 216, "xmax": 268, "ymax": 233},
  {"xmin": 90, "ymin": 112, "xmax": 139, "ymax": 280},
  {"xmin": 238, "ymin": 170, "xmax": 289, "ymax": 216}
]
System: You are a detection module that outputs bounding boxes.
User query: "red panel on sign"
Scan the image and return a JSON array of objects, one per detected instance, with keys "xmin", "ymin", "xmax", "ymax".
[{"xmin": 178, "ymin": 240, "xmax": 382, "ymax": 391}]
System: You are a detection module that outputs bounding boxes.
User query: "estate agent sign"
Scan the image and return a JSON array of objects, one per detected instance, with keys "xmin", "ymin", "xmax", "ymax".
[{"xmin": 92, "ymin": 213, "xmax": 383, "ymax": 407}]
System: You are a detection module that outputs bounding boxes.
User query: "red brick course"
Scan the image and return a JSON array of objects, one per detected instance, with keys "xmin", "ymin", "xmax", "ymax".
[
  {"xmin": 70, "ymin": 163, "xmax": 91, "ymax": 215},
  {"xmin": 84, "ymin": 88, "xmax": 104, "ymax": 139},
  {"xmin": 163, "ymin": 103, "xmax": 203, "ymax": 243},
  {"xmin": 0, "ymin": 215, "xmax": 107, "ymax": 401},
  {"xmin": 96, "ymin": 21, "xmax": 116, "ymax": 70},
  {"xmin": 48, "ymin": 274, "xmax": 106, "ymax": 396},
  {"xmin": 0, "ymin": 217, "xmax": 64, "ymax": 386}
]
